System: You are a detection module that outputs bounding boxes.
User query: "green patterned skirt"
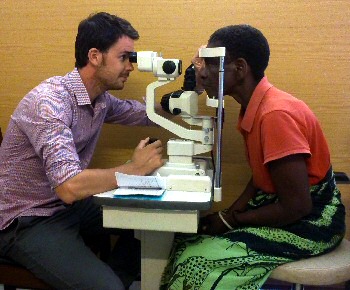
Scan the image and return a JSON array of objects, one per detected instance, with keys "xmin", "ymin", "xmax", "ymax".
[{"xmin": 161, "ymin": 169, "xmax": 345, "ymax": 290}]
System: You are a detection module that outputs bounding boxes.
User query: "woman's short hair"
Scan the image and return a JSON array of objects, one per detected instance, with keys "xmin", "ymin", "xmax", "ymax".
[{"xmin": 209, "ymin": 24, "xmax": 270, "ymax": 81}]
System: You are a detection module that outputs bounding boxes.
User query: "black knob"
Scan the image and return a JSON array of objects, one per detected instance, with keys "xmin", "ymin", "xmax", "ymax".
[
  {"xmin": 173, "ymin": 108, "xmax": 182, "ymax": 115},
  {"xmin": 160, "ymin": 93, "xmax": 171, "ymax": 113},
  {"xmin": 160, "ymin": 90, "xmax": 184, "ymax": 114},
  {"xmin": 162, "ymin": 61, "xmax": 177, "ymax": 74}
]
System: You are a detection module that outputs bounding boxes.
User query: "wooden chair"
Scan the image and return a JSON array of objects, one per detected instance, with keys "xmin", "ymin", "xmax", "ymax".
[{"xmin": 0, "ymin": 258, "xmax": 53, "ymax": 290}]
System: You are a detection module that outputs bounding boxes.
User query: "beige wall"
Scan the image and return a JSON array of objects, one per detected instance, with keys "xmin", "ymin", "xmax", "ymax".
[{"xmin": 1, "ymin": 1, "xmax": 350, "ymax": 231}]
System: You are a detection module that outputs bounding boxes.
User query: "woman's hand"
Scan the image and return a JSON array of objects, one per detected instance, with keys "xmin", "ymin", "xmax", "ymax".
[
  {"xmin": 198, "ymin": 210, "xmax": 238, "ymax": 235},
  {"xmin": 199, "ymin": 212, "xmax": 227, "ymax": 235}
]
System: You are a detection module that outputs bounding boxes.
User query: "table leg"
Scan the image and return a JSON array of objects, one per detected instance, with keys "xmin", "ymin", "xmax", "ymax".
[{"xmin": 139, "ymin": 230, "xmax": 174, "ymax": 290}]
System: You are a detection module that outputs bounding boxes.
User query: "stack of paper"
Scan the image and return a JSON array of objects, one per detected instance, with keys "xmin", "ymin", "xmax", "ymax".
[{"xmin": 114, "ymin": 172, "xmax": 166, "ymax": 196}]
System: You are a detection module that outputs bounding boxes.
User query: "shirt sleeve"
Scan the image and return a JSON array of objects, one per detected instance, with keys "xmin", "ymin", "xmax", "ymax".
[
  {"xmin": 15, "ymin": 92, "xmax": 82, "ymax": 188},
  {"xmin": 261, "ymin": 110, "xmax": 311, "ymax": 164},
  {"xmin": 104, "ymin": 93, "xmax": 154, "ymax": 126}
]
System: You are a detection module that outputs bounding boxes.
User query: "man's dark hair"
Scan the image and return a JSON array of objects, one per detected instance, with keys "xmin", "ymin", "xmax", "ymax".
[
  {"xmin": 209, "ymin": 24, "xmax": 270, "ymax": 81},
  {"xmin": 75, "ymin": 12, "xmax": 139, "ymax": 68}
]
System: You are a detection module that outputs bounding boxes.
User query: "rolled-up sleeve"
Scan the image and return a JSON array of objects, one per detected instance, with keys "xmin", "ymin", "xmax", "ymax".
[{"xmin": 15, "ymin": 91, "xmax": 82, "ymax": 188}]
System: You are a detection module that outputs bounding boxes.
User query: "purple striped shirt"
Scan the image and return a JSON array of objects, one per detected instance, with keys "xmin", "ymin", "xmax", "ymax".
[{"xmin": 0, "ymin": 68, "xmax": 152, "ymax": 229}]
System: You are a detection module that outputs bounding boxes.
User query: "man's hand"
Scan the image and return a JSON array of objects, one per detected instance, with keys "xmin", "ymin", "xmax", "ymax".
[
  {"xmin": 55, "ymin": 137, "xmax": 164, "ymax": 204},
  {"xmin": 129, "ymin": 137, "xmax": 164, "ymax": 176}
]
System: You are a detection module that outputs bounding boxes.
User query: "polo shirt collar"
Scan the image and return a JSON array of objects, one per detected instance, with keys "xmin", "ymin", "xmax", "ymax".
[
  {"xmin": 240, "ymin": 76, "xmax": 273, "ymax": 133},
  {"xmin": 65, "ymin": 68, "xmax": 92, "ymax": 106}
]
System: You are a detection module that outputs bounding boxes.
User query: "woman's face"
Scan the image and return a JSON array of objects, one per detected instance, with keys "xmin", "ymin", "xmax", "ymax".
[{"xmin": 197, "ymin": 42, "xmax": 239, "ymax": 100}]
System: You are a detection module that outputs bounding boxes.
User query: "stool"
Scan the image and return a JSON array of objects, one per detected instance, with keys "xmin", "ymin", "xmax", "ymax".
[
  {"xmin": 0, "ymin": 257, "xmax": 52, "ymax": 290},
  {"xmin": 269, "ymin": 239, "xmax": 350, "ymax": 290}
]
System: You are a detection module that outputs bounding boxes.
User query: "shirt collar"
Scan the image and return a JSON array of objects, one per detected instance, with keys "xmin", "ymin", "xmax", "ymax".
[
  {"xmin": 65, "ymin": 68, "xmax": 92, "ymax": 106},
  {"xmin": 240, "ymin": 76, "xmax": 274, "ymax": 132}
]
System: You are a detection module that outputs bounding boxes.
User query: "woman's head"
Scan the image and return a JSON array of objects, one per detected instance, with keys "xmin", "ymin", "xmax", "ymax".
[{"xmin": 208, "ymin": 24, "xmax": 270, "ymax": 81}]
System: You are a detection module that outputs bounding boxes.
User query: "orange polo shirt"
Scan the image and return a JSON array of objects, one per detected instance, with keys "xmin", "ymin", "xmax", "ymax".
[{"xmin": 238, "ymin": 77, "xmax": 331, "ymax": 193}]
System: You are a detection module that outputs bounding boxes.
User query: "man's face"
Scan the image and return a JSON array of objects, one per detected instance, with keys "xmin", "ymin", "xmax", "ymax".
[
  {"xmin": 198, "ymin": 42, "xmax": 237, "ymax": 99},
  {"xmin": 96, "ymin": 35, "xmax": 135, "ymax": 91}
]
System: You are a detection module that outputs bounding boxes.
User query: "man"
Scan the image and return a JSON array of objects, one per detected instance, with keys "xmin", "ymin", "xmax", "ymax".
[
  {"xmin": 0, "ymin": 12, "xmax": 164, "ymax": 289},
  {"xmin": 161, "ymin": 25, "xmax": 345, "ymax": 289}
]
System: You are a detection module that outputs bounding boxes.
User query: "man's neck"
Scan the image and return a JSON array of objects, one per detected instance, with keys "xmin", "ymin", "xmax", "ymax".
[{"xmin": 78, "ymin": 66, "xmax": 104, "ymax": 103}]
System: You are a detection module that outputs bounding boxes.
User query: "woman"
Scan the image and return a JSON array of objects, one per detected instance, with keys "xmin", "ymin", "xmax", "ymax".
[{"xmin": 161, "ymin": 24, "xmax": 345, "ymax": 290}]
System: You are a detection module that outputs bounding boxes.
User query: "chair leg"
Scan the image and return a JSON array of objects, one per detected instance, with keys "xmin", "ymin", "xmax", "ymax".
[{"xmin": 292, "ymin": 283, "xmax": 304, "ymax": 290}]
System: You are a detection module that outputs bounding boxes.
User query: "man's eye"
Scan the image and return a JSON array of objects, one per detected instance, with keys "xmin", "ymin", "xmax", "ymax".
[{"xmin": 120, "ymin": 54, "xmax": 129, "ymax": 61}]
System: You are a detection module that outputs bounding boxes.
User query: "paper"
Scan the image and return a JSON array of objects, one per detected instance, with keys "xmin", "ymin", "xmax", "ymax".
[{"xmin": 114, "ymin": 172, "xmax": 166, "ymax": 196}]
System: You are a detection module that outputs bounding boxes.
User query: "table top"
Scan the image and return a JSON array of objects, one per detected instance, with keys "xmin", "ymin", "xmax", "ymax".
[{"xmin": 93, "ymin": 189, "xmax": 212, "ymax": 210}]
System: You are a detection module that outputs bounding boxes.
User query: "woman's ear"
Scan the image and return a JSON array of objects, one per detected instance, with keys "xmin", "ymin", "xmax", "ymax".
[{"xmin": 234, "ymin": 58, "xmax": 248, "ymax": 77}]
